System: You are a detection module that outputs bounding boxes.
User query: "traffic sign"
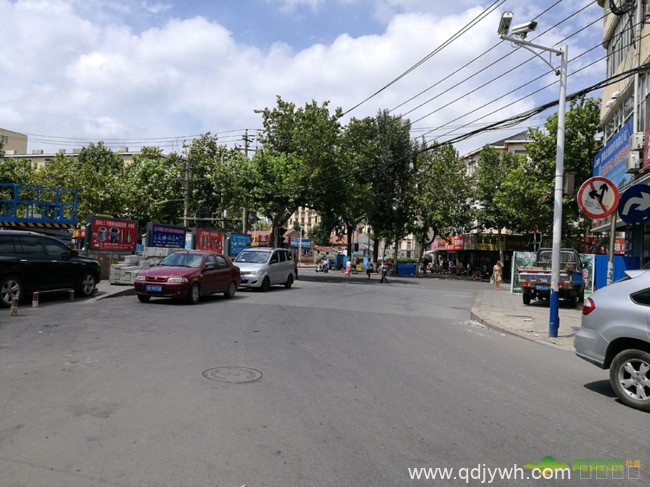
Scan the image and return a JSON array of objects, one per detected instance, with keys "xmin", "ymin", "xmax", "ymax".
[
  {"xmin": 618, "ymin": 183, "xmax": 650, "ymax": 225},
  {"xmin": 577, "ymin": 177, "xmax": 620, "ymax": 219}
]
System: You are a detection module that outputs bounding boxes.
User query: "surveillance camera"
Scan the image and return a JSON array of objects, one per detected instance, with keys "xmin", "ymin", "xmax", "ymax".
[
  {"xmin": 510, "ymin": 20, "xmax": 537, "ymax": 37},
  {"xmin": 498, "ymin": 12, "xmax": 513, "ymax": 36}
]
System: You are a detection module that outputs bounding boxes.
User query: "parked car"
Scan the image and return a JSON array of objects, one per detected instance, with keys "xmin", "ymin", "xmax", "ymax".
[
  {"xmin": 574, "ymin": 270, "xmax": 650, "ymax": 412},
  {"xmin": 0, "ymin": 229, "xmax": 100, "ymax": 306},
  {"xmin": 134, "ymin": 251, "xmax": 240, "ymax": 304},
  {"xmin": 233, "ymin": 247, "xmax": 294, "ymax": 291}
]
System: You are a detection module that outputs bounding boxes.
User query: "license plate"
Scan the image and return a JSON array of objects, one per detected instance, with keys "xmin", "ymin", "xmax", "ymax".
[
  {"xmin": 536, "ymin": 284, "xmax": 550, "ymax": 291},
  {"xmin": 146, "ymin": 284, "xmax": 162, "ymax": 293}
]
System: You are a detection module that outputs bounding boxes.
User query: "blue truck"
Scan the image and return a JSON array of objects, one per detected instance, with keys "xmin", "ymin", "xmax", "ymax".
[{"xmin": 517, "ymin": 248, "xmax": 585, "ymax": 308}]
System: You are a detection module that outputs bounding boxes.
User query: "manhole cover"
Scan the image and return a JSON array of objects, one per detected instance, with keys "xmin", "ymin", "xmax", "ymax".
[{"xmin": 202, "ymin": 367, "xmax": 262, "ymax": 383}]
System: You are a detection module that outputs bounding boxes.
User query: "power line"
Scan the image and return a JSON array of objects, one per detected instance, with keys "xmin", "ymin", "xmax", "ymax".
[
  {"xmin": 404, "ymin": 1, "xmax": 601, "ymax": 127},
  {"xmin": 390, "ymin": 0, "xmax": 566, "ymax": 115},
  {"xmin": 342, "ymin": 0, "xmax": 506, "ymax": 116}
]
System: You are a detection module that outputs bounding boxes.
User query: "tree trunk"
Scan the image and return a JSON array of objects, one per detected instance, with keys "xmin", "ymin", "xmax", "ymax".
[
  {"xmin": 392, "ymin": 238, "xmax": 399, "ymax": 275},
  {"xmin": 417, "ymin": 237, "xmax": 426, "ymax": 276},
  {"xmin": 372, "ymin": 237, "xmax": 379, "ymax": 269},
  {"xmin": 346, "ymin": 223, "xmax": 354, "ymax": 262}
]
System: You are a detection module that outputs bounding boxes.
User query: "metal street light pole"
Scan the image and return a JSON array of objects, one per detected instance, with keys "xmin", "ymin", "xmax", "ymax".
[{"xmin": 498, "ymin": 12, "xmax": 568, "ymax": 338}]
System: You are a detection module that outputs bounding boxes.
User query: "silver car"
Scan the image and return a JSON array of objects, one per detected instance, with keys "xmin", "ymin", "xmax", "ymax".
[
  {"xmin": 234, "ymin": 247, "xmax": 294, "ymax": 292},
  {"xmin": 574, "ymin": 270, "xmax": 650, "ymax": 412}
]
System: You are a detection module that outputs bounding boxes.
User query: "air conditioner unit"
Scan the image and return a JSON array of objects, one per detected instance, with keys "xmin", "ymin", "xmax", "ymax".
[
  {"xmin": 629, "ymin": 132, "xmax": 645, "ymax": 151},
  {"xmin": 627, "ymin": 150, "xmax": 641, "ymax": 173}
]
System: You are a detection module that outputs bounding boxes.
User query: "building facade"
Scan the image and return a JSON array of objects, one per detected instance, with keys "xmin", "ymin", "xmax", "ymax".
[{"xmin": 595, "ymin": 0, "xmax": 650, "ymax": 268}]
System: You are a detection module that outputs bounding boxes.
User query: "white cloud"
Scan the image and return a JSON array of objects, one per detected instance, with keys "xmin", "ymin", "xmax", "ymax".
[{"xmin": 0, "ymin": 0, "xmax": 605, "ymax": 155}]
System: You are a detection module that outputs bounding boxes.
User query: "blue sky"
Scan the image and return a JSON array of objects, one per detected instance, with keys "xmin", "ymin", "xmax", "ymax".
[{"xmin": 0, "ymin": 0, "xmax": 606, "ymax": 155}]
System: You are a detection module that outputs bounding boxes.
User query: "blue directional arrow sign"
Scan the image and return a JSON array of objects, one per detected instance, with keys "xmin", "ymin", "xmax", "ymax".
[{"xmin": 618, "ymin": 184, "xmax": 650, "ymax": 225}]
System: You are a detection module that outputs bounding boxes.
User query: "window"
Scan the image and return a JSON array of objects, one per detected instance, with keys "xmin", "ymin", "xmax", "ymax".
[
  {"xmin": 278, "ymin": 251, "xmax": 287, "ymax": 262},
  {"xmin": 270, "ymin": 252, "xmax": 279, "ymax": 264},
  {"xmin": 606, "ymin": 15, "xmax": 634, "ymax": 78},
  {"xmin": 216, "ymin": 256, "xmax": 229, "ymax": 269},
  {"xmin": 43, "ymin": 240, "xmax": 69, "ymax": 259},
  {"xmin": 631, "ymin": 289, "xmax": 650, "ymax": 306},
  {"xmin": 0, "ymin": 236, "xmax": 15, "ymax": 254},
  {"xmin": 206, "ymin": 255, "xmax": 217, "ymax": 268},
  {"xmin": 16, "ymin": 236, "xmax": 44, "ymax": 255}
]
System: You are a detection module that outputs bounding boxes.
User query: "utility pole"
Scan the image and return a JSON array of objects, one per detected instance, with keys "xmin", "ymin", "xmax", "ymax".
[
  {"xmin": 242, "ymin": 129, "xmax": 254, "ymax": 233},
  {"xmin": 183, "ymin": 153, "xmax": 190, "ymax": 229},
  {"xmin": 498, "ymin": 11, "xmax": 568, "ymax": 338}
]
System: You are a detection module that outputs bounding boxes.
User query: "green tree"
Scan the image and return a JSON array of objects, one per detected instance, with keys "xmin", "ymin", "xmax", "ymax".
[
  {"xmin": 123, "ymin": 146, "xmax": 184, "ymax": 226},
  {"xmin": 0, "ymin": 158, "xmax": 37, "ymax": 186},
  {"xmin": 34, "ymin": 142, "xmax": 128, "ymax": 222},
  {"xmin": 366, "ymin": 110, "xmax": 416, "ymax": 263},
  {"xmin": 250, "ymin": 97, "xmax": 343, "ymax": 245},
  {"xmin": 473, "ymin": 146, "xmax": 524, "ymax": 258},
  {"xmin": 329, "ymin": 116, "xmax": 377, "ymax": 257},
  {"xmin": 308, "ymin": 223, "xmax": 334, "ymax": 246},
  {"xmin": 523, "ymin": 96, "xmax": 602, "ymax": 244},
  {"xmin": 410, "ymin": 141, "xmax": 473, "ymax": 272}
]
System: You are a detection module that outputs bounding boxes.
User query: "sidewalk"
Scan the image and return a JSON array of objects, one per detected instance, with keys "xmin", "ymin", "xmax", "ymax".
[{"xmin": 470, "ymin": 284, "xmax": 581, "ymax": 352}]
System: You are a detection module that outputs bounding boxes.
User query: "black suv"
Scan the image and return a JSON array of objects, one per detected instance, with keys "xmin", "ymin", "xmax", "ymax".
[{"xmin": 0, "ymin": 230, "xmax": 101, "ymax": 306}]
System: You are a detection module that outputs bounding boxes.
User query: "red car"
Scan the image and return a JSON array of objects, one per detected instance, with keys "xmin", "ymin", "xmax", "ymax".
[{"xmin": 134, "ymin": 251, "xmax": 240, "ymax": 304}]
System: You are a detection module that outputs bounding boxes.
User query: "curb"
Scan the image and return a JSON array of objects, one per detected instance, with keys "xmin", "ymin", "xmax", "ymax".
[
  {"xmin": 93, "ymin": 287, "xmax": 136, "ymax": 301},
  {"xmin": 470, "ymin": 301, "xmax": 573, "ymax": 353}
]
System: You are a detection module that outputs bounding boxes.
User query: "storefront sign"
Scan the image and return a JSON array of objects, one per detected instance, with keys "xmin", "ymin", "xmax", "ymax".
[
  {"xmin": 90, "ymin": 216, "xmax": 137, "ymax": 251},
  {"xmin": 147, "ymin": 223, "xmax": 186, "ymax": 248},
  {"xmin": 431, "ymin": 235, "xmax": 464, "ymax": 251},
  {"xmin": 593, "ymin": 118, "xmax": 634, "ymax": 189},
  {"xmin": 290, "ymin": 237, "xmax": 312, "ymax": 249}
]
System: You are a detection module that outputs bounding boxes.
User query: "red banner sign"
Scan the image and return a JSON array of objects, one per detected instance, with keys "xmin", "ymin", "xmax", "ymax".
[
  {"xmin": 90, "ymin": 216, "xmax": 138, "ymax": 251},
  {"xmin": 195, "ymin": 229, "xmax": 223, "ymax": 253}
]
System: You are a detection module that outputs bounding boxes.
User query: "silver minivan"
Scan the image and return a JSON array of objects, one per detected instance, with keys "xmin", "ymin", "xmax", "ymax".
[{"xmin": 234, "ymin": 247, "xmax": 294, "ymax": 291}]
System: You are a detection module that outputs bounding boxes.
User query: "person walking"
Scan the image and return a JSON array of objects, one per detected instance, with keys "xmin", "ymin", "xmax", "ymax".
[
  {"xmin": 492, "ymin": 259, "xmax": 504, "ymax": 290},
  {"xmin": 366, "ymin": 261, "xmax": 373, "ymax": 279},
  {"xmin": 379, "ymin": 261, "xmax": 389, "ymax": 283},
  {"xmin": 344, "ymin": 259, "xmax": 352, "ymax": 277}
]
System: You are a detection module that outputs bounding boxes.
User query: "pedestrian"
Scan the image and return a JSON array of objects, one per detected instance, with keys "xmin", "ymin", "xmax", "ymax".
[
  {"xmin": 366, "ymin": 261, "xmax": 373, "ymax": 279},
  {"xmin": 492, "ymin": 259, "xmax": 504, "ymax": 290},
  {"xmin": 379, "ymin": 261, "xmax": 389, "ymax": 283},
  {"xmin": 294, "ymin": 255, "xmax": 299, "ymax": 280},
  {"xmin": 344, "ymin": 259, "xmax": 352, "ymax": 277}
]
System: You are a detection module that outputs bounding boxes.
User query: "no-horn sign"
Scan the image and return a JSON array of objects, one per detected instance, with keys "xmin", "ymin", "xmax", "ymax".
[{"xmin": 577, "ymin": 176, "xmax": 620, "ymax": 219}]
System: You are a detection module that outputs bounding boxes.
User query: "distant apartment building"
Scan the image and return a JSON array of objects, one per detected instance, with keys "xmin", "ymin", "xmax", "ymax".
[
  {"xmin": 462, "ymin": 130, "xmax": 531, "ymax": 176},
  {"xmin": 287, "ymin": 206, "xmax": 322, "ymax": 234},
  {"xmin": 0, "ymin": 128, "xmax": 138, "ymax": 167},
  {"xmin": 0, "ymin": 128, "xmax": 28, "ymax": 156}
]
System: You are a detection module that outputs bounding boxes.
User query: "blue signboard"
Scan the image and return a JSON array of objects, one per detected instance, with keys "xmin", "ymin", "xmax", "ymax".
[
  {"xmin": 593, "ymin": 118, "xmax": 634, "ymax": 189},
  {"xmin": 229, "ymin": 233, "xmax": 252, "ymax": 255},
  {"xmin": 147, "ymin": 223, "xmax": 186, "ymax": 248},
  {"xmin": 290, "ymin": 237, "xmax": 311, "ymax": 248},
  {"xmin": 618, "ymin": 183, "xmax": 650, "ymax": 225}
]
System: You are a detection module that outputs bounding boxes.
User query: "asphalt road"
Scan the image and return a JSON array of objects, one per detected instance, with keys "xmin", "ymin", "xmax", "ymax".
[{"xmin": 0, "ymin": 273, "xmax": 647, "ymax": 486}]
